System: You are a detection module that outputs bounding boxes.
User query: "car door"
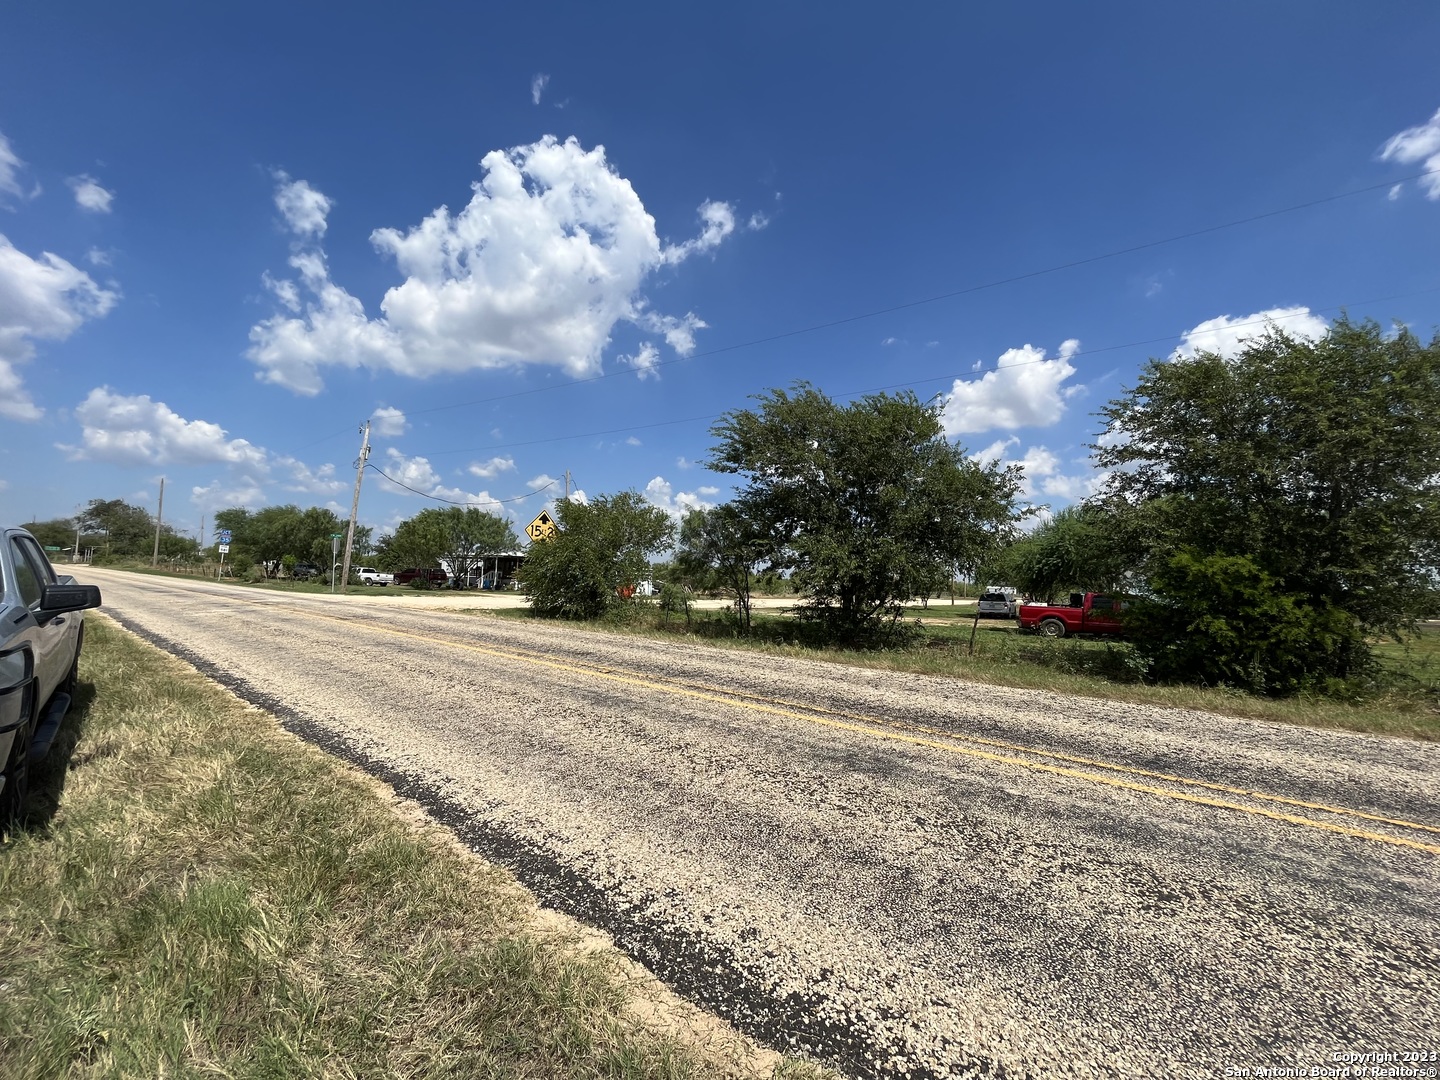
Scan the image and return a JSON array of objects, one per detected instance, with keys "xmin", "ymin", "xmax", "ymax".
[
  {"xmin": 1083, "ymin": 594, "xmax": 1123, "ymax": 634},
  {"xmin": 8, "ymin": 535, "xmax": 71, "ymax": 699}
]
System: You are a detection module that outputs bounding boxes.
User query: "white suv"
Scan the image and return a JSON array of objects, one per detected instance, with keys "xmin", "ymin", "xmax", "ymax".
[{"xmin": 975, "ymin": 591, "xmax": 1016, "ymax": 618}]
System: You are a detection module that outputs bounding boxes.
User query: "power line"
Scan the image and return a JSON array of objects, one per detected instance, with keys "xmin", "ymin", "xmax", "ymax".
[
  {"xmin": 285, "ymin": 424, "xmax": 356, "ymax": 456},
  {"xmin": 366, "ymin": 462, "xmax": 556, "ymax": 506}
]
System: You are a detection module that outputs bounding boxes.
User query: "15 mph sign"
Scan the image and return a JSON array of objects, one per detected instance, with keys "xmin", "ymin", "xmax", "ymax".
[{"xmin": 525, "ymin": 511, "xmax": 557, "ymax": 542}]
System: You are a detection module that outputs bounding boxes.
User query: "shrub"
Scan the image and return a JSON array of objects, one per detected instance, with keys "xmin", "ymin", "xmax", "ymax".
[
  {"xmin": 658, "ymin": 582, "xmax": 691, "ymax": 627},
  {"xmin": 521, "ymin": 492, "xmax": 673, "ymax": 621},
  {"xmin": 1126, "ymin": 551, "xmax": 1370, "ymax": 695}
]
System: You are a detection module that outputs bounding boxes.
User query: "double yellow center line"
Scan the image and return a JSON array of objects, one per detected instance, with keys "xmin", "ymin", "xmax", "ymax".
[
  {"xmin": 295, "ymin": 603, "xmax": 1440, "ymax": 857},
  {"xmin": 109, "ymin": 579, "xmax": 1440, "ymax": 857}
]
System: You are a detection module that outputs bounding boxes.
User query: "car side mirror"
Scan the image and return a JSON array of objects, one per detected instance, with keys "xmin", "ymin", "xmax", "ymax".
[{"xmin": 40, "ymin": 583, "xmax": 102, "ymax": 615}]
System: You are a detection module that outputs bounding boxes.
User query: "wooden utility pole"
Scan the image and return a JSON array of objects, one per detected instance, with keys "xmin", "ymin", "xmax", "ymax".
[
  {"xmin": 151, "ymin": 477, "xmax": 165, "ymax": 566},
  {"xmin": 564, "ymin": 469, "xmax": 572, "ymax": 501},
  {"xmin": 339, "ymin": 420, "xmax": 371, "ymax": 595}
]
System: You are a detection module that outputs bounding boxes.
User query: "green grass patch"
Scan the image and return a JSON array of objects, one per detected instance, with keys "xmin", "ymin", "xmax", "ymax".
[
  {"xmin": 488, "ymin": 605, "xmax": 1440, "ymax": 741},
  {"xmin": 1372, "ymin": 624, "xmax": 1440, "ymax": 693},
  {"xmin": 0, "ymin": 617, "xmax": 823, "ymax": 1080}
]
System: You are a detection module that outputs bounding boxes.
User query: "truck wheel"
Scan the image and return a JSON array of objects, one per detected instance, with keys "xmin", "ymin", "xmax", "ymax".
[
  {"xmin": 1, "ymin": 707, "xmax": 32, "ymax": 829},
  {"xmin": 1038, "ymin": 618, "xmax": 1066, "ymax": 639}
]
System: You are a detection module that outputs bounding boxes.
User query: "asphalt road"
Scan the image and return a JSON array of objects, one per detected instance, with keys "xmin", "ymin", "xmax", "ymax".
[{"xmin": 78, "ymin": 568, "xmax": 1440, "ymax": 1079}]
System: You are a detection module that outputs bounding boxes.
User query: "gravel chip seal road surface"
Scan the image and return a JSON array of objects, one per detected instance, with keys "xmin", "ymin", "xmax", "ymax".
[{"xmin": 84, "ymin": 569, "xmax": 1440, "ymax": 1079}]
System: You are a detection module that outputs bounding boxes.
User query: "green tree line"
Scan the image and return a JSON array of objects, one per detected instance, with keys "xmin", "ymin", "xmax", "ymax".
[
  {"xmin": 26, "ymin": 317, "xmax": 1439, "ymax": 698},
  {"xmin": 524, "ymin": 318, "xmax": 1440, "ymax": 699}
]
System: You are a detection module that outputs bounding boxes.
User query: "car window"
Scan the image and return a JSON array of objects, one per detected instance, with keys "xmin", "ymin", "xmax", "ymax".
[
  {"xmin": 17, "ymin": 536, "xmax": 56, "ymax": 587},
  {"xmin": 1091, "ymin": 595, "xmax": 1114, "ymax": 612},
  {"xmin": 8, "ymin": 537, "xmax": 45, "ymax": 609}
]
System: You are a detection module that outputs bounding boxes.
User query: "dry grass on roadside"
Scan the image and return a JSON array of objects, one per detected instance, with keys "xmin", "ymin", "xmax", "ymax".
[{"xmin": 0, "ymin": 617, "xmax": 825, "ymax": 1080}]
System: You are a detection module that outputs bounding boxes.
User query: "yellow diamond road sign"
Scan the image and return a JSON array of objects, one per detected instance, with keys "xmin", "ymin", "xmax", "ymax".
[{"xmin": 525, "ymin": 510, "xmax": 557, "ymax": 542}]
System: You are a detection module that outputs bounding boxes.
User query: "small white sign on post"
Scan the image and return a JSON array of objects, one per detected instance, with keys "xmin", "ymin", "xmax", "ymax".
[{"xmin": 217, "ymin": 543, "xmax": 230, "ymax": 554}]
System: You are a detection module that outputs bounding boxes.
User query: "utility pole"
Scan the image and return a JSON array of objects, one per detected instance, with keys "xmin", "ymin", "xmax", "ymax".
[
  {"xmin": 338, "ymin": 420, "xmax": 371, "ymax": 595},
  {"xmin": 199, "ymin": 512, "xmax": 206, "ymax": 550},
  {"xmin": 151, "ymin": 477, "xmax": 165, "ymax": 566},
  {"xmin": 564, "ymin": 469, "xmax": 571, "ymax": 501}
]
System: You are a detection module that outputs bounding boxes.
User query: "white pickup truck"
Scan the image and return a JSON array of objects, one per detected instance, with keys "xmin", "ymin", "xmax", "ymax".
[
  {"xmin": 355, "ymin": 567, "xmax": 393, "ymax": 586},
  {"xmin": 2, "ymin": 526, "xmax": 102, "ymax": 825}
]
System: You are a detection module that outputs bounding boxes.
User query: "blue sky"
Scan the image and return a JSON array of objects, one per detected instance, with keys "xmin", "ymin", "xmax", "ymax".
[{"xmin": 2, "ymin": 2, "xmax": 1438, "ymax": 544}]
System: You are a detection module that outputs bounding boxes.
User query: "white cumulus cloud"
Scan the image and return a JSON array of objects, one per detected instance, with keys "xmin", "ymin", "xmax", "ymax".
[
  {"xmin": 0, "ymin": 131, "xmax": 40, "ymax": 205},
  {"xmin": 0, "ymin": 235, "xmax": 120, "ymax": 420},
  {"xmin": 377, "ymin": 448, "xmax": 503, "ymax": 509},
  {"xmin": 969, "ymin": 437, "xmax": 1098, "ymax": 502},
  {"xmin": 191, "ymin": 477, "xmax": 267, "ymax": 512},
  {"xmin": 1379, "ymin": 106, "xmax": 1440, "ymax": 200},
  {"xmin": 659, "ymin": 200, "xmax": 735, "ymax": 264},
  {"xmin": 370, "ymin": 405, "xmax": 408, "ymax": 437},
  {"xmin": 623, "ymin": 341, "xmax": 661, "ymax": 380},
  {"xmin": 643, "ymin": 475, "xmax": 716, "ymax": 519},
  {"xmin": 56, "ymin": 387, "xmax": 346, "ymax": 507},
  {"xmin": 1170, "ymin": 306, "xmax": 1328, "ymax": 361},
  {"xmin": 635, "ymin": 311, "xmax": 707, "ymax": 356},
  {"xmin": 249, "ymin": 138, "xmax": 738, "ymax": 394},
  {"xmin": 941, "ymin": 338, "xmax": 1081, "ymax": 436},
  {"xmin": 67, "ymin": 175, "xmax": 114, "ymax": 213},
  {"xmin": 275, "ymin": 456, "xmax": 347, "ymax": 496},
  {"xmin": 0, "ymin": 134, "xmax": 23, "ymax": 202},
  {"xmin": 468, "ymin": 455, "xmax": 515, "ymax": 478},
  {"xmin": 273, "ymin": 170, "xmax": 333, "ymax": 236},
  {"xmin": 64, "ymin": 388, "xmax": 269, "ymax": 467}
]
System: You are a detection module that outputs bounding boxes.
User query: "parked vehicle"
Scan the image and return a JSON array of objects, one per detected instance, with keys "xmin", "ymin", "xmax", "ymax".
[
  {"xmin": 975, "ymin": 590, "xmax": 1017, "ymax": 618},
  {"xmin": 355, "ymin": 567, "xmax": 393, "ymax": 586},
  {"xmin": 290, "ymin": 562, "xmax": 322, "ymax": 581},
  {"xmin": 394, "ymin": 567, "xmax": 449, "ymax": 588},
  {"xmin": 1017, "ymin": 592, "xmax": 1126, "ymax": 638},
  {"xmin": 1, "ymin": 526, "xmax": 102, "ymax": 823}
]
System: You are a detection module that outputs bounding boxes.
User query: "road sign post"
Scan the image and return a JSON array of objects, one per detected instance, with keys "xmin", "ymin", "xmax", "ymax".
[{"xmin": 331, "ymin": 533, "xmax": 342, "ymax": 592}]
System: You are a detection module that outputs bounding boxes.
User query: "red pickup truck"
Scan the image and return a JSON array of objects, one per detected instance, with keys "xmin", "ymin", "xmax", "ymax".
[{"xmin": 1017, "ymin": 592, "xmax": 1125, "ymax": 638}]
